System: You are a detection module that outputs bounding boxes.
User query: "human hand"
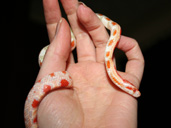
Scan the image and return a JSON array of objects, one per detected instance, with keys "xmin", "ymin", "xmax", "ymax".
[{"xmin": 36, "ymin": 0, "xmax": 144, "ymax": 127}]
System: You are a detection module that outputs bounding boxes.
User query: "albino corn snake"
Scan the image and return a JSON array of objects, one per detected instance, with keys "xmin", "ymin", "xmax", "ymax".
[{"xmin": 24, "ymin": 13, "xmax": 141, "ymax": 128}]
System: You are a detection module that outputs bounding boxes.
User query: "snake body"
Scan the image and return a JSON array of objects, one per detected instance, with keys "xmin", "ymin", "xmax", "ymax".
[{"xmin": 24, "ymin": 14, "xmax": 140, "ymax": 128}]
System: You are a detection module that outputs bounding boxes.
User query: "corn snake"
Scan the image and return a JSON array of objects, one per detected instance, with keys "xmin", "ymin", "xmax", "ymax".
[{"xmin": 24, "ymin": 13, "xmax": 141, "ymax": 128}]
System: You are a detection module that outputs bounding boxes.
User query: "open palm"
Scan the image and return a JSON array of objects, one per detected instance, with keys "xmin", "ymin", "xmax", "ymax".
[{"xmin": 36, "ymin": 0, "xmax": 144, "ymax": 127}]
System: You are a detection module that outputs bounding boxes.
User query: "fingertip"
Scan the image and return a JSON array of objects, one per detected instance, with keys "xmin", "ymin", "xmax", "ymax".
[
  {"xmin": 43, "ymin": 0, "xmax": 61, "ymax": 24},
  {"xmin": 77, "ymin": 4, "xmax": 96, "ymax": 28}
]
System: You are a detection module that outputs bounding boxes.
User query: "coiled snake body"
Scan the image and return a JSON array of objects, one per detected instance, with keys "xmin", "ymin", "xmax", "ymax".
[{"xmin": 24, "ymin": 14, "xmax": 141, "ymax": 128}]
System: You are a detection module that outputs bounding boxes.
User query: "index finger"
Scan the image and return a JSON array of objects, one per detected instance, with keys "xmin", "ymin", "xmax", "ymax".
[{"xmin": 43, "ymin": 0, "xmax": 62, "ymax": 42}]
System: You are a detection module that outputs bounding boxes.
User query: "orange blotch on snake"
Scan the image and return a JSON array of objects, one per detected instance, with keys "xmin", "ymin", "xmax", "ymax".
[
  {"xmin": 71, "ymin": 41, "xmax": 75, "ymax": 48},
  {"xmin": 43, "ymin": 85, "xmax": 51, "ymax": 93},
  {"xmin": 50, "ymin": 73, "xmax": 55, "ymax": 77},
  {"xmin": 113, "ymin": 30, "xmax": 117, "ymax": 36},
  {"xmin": 126, "ymin": 86, "xmax": 133, "ymax": 90},
  {"xmin": 32, "ymin": 99, "xmax": 39, "ymax": 108},
  {"xmin": 69, "ymin": 76, "xmax": 72, "ymax": 79},
  {"xmin": 61, "ymin": 79, "xmax": 69, "ymax": 87},
  {"xmin": 126, "ymin": 86, "xmax": 137, "ymax": 93},
  {"xmin": 40, "ymin": 62, "xmax": 42, "ymax": 67},
  {"xmin": 62, "ymin": 71, "xmax": 66, "ymax": 74},
  {"xmin": 33, "ymin": 117, "xmax": 37, "ymax": 123},
  {"xmin": 106, "ymin": 17, "xmax": 111, "ymax": 21},
  {"xmin": 107, "ymin": 60, "xmax": 110, "ymax": 68},
  {"xmin": 133, "ymin": 88, "xmax": 137, "ymax": 93},
  {"xmin": 125, "ymin": 80, "xmax": 137, "ymax": 93},
  {"xmin": 110, "ymin": 73, "xmax": 122, "ymax": 86},
  {"xmin": 112, "ymin": 22, "xmax": 116, "ymax": 26},
  {"xmin": 106, "ymin": 51, "xmax": 110, "ymax": 57},
  {"xmin": 108, "ymin": 40, "xmax": 113, "ymax": 46}
]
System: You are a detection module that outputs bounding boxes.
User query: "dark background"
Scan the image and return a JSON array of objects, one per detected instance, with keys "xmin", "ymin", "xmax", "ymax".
[{"xmin": 8, "ymin": 0, "xmax": 170, "ymax": 127}]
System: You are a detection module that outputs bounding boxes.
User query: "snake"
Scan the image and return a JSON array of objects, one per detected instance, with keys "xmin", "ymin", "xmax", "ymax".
[{"xmin": 24, "ymin": 13, "xmax": 141, "ymax": 128}]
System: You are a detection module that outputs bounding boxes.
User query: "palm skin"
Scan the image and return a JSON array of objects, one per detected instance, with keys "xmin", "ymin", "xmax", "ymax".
[
  {"xmin": 38, "ymin": 61, "xmax": 138, "ymax": 128},
  {"xmin": 36, "ymin": 0, "xmax": 144, "ymax": 128}
]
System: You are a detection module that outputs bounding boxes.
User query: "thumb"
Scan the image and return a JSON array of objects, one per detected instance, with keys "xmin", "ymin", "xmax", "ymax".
[{"xmin": 36, "ymin": 18, "xmax": 71, "ymax": 81}]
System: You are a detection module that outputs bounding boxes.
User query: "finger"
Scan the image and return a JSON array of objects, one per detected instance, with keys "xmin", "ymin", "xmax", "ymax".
[
  {"xmin": 43, "ymin": 0, "xmax": 62, "ymax": 42},
  {"xmin": 60, "ymin": 0, "xmax": 80, "ymax": 34},
  {"xmin": 117, "ymin": 36, "xmax": 145, "ymax": 85},
  {"xmin": 77, "ymin": 3, "xmax": 109, "ymax": 62},
  {"xmin": 61, "ymin": 0, "xmax": 96, "ymax": 62},
  {"xmin": 36, "ymin": 19, "xmax": 71, "ymax": 81}
]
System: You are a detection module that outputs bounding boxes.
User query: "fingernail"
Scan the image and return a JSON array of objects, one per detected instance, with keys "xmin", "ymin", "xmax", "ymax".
[
  {"xmin": 55, "ymin": 18, "xmax": 62, "ymax": 36},
  {"xmin": 78, "ymin": 1, "xmax": 87, "ymax": 7}
]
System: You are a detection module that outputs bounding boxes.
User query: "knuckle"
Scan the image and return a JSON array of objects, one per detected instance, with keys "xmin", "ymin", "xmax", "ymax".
[{"xmin": 129, "ymin": 37, "xmax": 138, "ymax": 44}]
